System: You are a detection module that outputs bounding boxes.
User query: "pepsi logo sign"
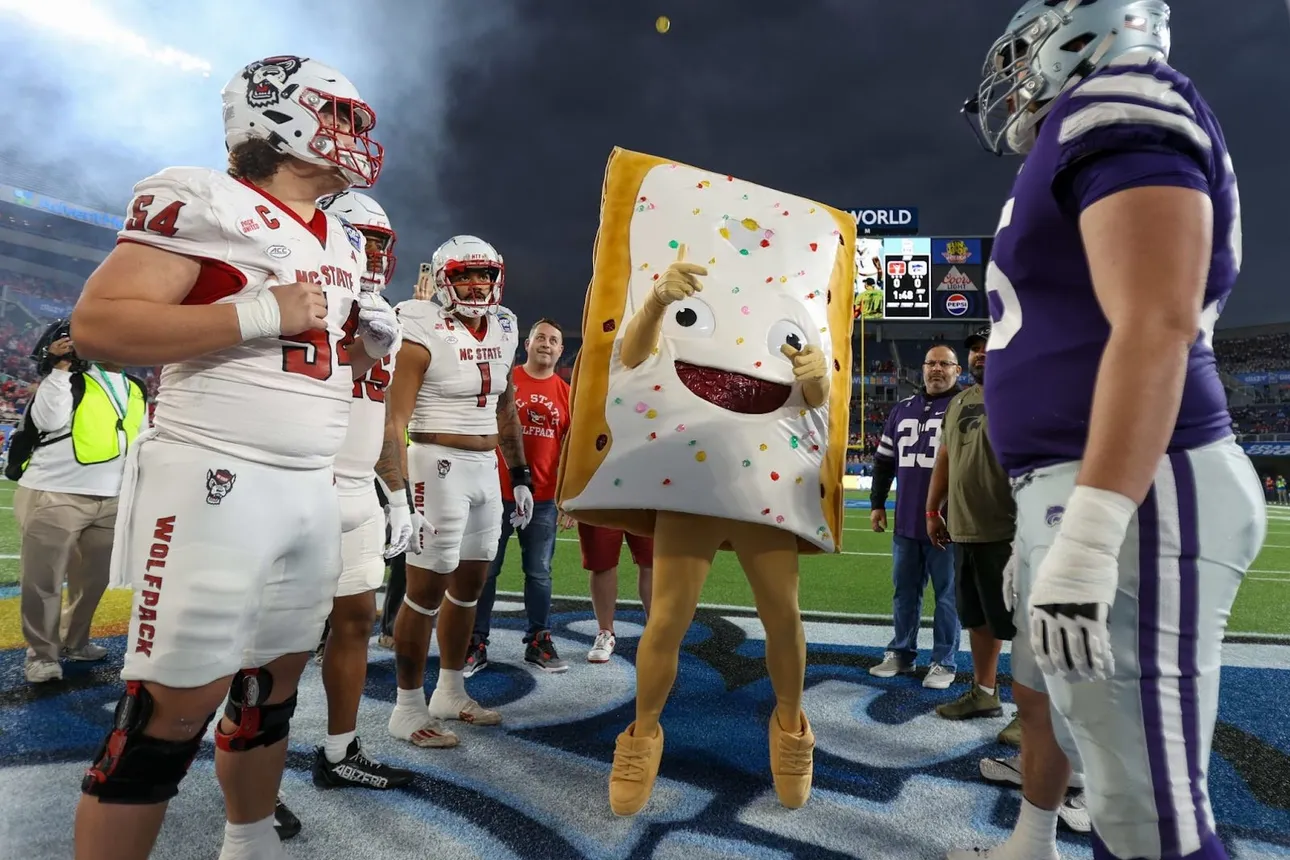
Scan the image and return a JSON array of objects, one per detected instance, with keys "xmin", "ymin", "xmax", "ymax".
[{"xmin": 945, "ymin": 293, "xmax": 969, "ymax": 316}]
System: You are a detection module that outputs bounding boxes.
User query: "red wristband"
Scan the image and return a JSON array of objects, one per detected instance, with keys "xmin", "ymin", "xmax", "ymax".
[{"xmin": 926, "ymin": 511, "xmax": 943, "ymax": 518}]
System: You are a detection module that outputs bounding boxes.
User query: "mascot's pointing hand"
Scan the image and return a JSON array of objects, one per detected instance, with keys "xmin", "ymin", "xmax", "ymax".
[
  {"xmin": 782, "ymin": 344, "xmax": 829, "ymax": 409},
  {"xmin": 782, "ymin": 344, "xmax": 826, "ymax": 381},
  {"xmin": 651, "ymin": 243, "xmax": 708, "ymax": 306}
]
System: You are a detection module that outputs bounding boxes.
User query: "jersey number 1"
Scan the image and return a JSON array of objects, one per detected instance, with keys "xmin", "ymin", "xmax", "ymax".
[
  {"xmin": 281, "ymin": 297, "xmax": 360, "ymax": 381},
  {"xmin": 475, "ymin": 362, "xmax": 492, "ymax": 408}
]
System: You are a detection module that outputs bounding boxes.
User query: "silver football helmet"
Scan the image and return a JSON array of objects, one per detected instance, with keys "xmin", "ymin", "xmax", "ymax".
[
  {"xmin": 222, "ymin": 55, "xmax": 383, "ymax": 187},
  {"xmin": 963, "ymin": 0, "xmax": 1171, "ymax": 155},
  {"xmin": 319, "ymin": 191, "xmax": 395, "ymax": 291},
  {"xmin": 427, "ymin": 235, "xmax": 504, "ymax": 318}
]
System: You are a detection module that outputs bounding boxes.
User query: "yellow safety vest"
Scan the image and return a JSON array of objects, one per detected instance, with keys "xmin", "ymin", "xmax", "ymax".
[{"xmin": 71, "ymin": 372, "xmax": 145, "ymax": 465}]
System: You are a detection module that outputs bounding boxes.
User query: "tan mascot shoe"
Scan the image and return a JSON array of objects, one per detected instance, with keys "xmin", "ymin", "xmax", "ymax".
[
  {"xmin": 609, "ymin": 721, "xmax": 665, "ymax": 816},
  {"xmin": 769, "ymin": 710, "xmax": 815, "ymax": 808}
]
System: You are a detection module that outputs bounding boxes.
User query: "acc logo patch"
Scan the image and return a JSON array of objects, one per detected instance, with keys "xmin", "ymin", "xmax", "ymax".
[{"xmin": 265, "ymin": 244, "xmax": 291, "ymax": 259}]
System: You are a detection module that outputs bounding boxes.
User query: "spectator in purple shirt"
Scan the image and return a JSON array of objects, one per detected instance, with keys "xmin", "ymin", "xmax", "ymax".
[{"xmin": 867, "ymin": 344, "xmax": 961, "ymax": 689}]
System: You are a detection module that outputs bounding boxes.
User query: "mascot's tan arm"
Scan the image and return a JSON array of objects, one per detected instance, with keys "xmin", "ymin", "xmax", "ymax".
[{"xmin": 620, "ymin": 243, "xmax": 707, "ymax": 369}]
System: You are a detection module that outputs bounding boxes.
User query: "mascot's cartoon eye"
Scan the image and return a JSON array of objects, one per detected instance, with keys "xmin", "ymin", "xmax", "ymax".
[
  {"xmin": 663, "ymin": 297, "xmax": 715, "ymax": 338},
  {"xmin": 768, "ymin": 319, "xmax": 808, "ymax": 357}
]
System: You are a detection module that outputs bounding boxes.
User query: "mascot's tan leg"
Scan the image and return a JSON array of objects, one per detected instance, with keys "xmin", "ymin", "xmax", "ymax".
[
  {"xmin": 730, "ymin": 521, "xmax": 815, "ymax": 809},
  {"xmin": 609, "ymin": 510, "xmax": 724, "ymax": 817}
]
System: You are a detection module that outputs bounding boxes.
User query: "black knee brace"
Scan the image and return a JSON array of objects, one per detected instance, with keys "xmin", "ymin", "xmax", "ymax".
[
  {"xmin": 214, "ymin": 667, "xmax": 298, "ymax": 752},
  {"xmin": 81, "ymin": 680, "xmax": 216, "ymax": 804}
]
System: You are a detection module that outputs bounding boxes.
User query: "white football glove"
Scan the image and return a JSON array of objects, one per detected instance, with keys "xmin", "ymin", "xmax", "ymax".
[
  {"xmin": 357, "ymin": 291, "xmax": 400, "ymax": 359},
  {"xmin": 383, "ymin": 499, "xmax": 414, "ymax": 559},
  {"xmin": 407, "ymin": 509, "xmax": 429, "ymax": 555},
  {"xmin": 1001, "ymin": 545, "xmax": 1019, "ymax": 613},
  {"xmin": 511, "ymin": 484, "xmax": 534, "ymax": 530},
  {"xmin": 1027, "ymin": 485, "xmax": 1136, "ymax": 684}
]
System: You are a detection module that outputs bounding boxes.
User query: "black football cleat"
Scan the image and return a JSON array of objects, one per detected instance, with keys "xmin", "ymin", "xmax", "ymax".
[
  {"xmin": 312, "ymin": 737, "xmax": 415, "ymax": 790},
  {"xmin": 273, "ymin": 795, "xmax": 301, "ymax": 840}
]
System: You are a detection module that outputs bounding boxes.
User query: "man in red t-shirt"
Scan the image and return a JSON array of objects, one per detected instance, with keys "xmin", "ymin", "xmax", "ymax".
[{"xmin": 468, "ymin": 319, "xmax": 571, "ymax": 674}]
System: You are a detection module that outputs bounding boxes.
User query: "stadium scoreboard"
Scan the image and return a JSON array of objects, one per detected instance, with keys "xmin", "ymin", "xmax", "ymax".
[{"xmin": 853, "ymin": 231, "xmax": 993, "ymax": 322}]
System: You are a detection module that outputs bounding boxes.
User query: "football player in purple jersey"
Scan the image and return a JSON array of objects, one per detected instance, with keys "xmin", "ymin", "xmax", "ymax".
[
  {"xmin": 868, "ymin": 344, "xmax": 962, "ymax": 689},
  {"xmin": 949, "ymin": 2, "xmax": 1265, "ymax": 860}
]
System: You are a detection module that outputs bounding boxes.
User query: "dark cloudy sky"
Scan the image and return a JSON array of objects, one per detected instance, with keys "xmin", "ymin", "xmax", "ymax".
[{"xmin": 2, "ymin": 0, "xmax": 1288, "ymax": 329}]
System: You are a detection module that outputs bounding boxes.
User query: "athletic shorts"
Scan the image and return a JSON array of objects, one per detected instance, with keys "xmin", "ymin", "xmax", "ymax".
[
  {"xmin": 115, "ymin": 434, "xmax": 341, "ymax": 688},
  {"xmin": 337, "ymin": 485, "xmax": 385, "ymax": 598},
  {"xmin": 408, "ymin": 441, "xmax": 502, "ymax": 574},
  {"xmin": 955, "ymin": 539, "xmax": 1017, "ymax": 640},
  {"xmin": 578, "ymin": 523, "xmax": 653, "ymax": 573}
]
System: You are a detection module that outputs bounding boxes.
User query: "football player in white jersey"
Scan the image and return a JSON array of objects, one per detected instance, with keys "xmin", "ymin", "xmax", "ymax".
[
  {"xmin": 309, "ymin": 189, "xmax": 419, "ymax": 791},
  {"xmin": 69, "ymin": 56, "xmax": 400, "ymax": 860},
  {"xmin": 384, "ymin": 235, "xmax": 532, "ymax": 748}
]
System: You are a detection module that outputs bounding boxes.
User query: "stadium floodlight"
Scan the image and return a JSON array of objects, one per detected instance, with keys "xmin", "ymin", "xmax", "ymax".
[{"xmin": 0, "ymin": 0, "xmax": 212, "ymax": 77}]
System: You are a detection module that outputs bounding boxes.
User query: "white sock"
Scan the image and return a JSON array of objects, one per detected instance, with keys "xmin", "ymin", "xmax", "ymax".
[
  {"xmin": 979, "ymin": 684, "xmax": 996, "ymax": 696},
  {"xmin": 223, "ymin": 814, "xmax": 275, "ymax": 845},
  {"xmin": 1003, "ymin": 798, "xmax": 1059, "ymax": 859},
  {"xmin": 396, "ymin": 687, "xmax": 425, "ymax": 712},
  {"xmin": 438, "ymin": 668, "xmax": 464, "ymax": 695},
  {"xmin": 324, "ymin": 730, "xmax": 356, "ymax": 764}
]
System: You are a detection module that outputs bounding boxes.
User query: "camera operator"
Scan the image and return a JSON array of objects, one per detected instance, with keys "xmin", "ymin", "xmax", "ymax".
[{"xmin": 10, "ymin": 320, "xmax": 149, "ymax": 683}]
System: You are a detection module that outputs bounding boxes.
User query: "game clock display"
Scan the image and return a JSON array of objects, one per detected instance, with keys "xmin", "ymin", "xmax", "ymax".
[
  {"xmin": 852, "ymin": 235, "xmax": 993, "ymax": 321},
  {"xmin": 881, "ymin": 237, "xmax": 932, "ymax": 319}
]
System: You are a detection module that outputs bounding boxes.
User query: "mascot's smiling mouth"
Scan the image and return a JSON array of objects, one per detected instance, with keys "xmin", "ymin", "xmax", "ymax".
[{"xmin": 674, "ymin": 361, "xmax": 792, "ymax": 414}]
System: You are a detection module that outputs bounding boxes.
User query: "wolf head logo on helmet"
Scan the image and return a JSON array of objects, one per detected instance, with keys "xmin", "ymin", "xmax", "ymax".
[{"xmin": 241, "ymin": 56, "xmax": 305, "ymax": 108}]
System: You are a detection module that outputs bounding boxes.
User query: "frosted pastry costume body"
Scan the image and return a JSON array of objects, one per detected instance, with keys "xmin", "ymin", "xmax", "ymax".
[{"xmin": 558, "ymin": 150, "xmax": 853, "ymax": 817}]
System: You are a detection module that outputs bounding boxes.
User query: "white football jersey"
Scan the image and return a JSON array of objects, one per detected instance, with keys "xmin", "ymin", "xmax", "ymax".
[
  {"xmin": 396, "ymin": 300, "xmax": 520, "ymax": 436},
  {"xmin": 333, "ymin": 334, "xmax": 399, "ymax": 494},
  {"xmin": 118, "ymin": 167, "xmax": 366, "ymax": 469}
]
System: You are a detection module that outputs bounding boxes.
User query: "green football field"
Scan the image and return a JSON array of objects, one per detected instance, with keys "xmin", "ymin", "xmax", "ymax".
[{"xmin": 1, "ymin": 481, "xmax": 1287, "ymax": 636}]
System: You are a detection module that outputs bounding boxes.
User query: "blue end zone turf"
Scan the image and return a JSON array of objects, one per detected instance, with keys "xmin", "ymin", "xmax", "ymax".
[{"xmin": 1, "ymin": 601, "xmax": 1286, "ymax": 859}]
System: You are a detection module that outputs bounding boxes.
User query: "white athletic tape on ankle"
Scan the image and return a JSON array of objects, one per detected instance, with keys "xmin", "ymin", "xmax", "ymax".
[
  {"xmin": 444, "ymin": 592, "xmax": 478, "ymax": 608},
  {"xmin": 402, "ymin": 595, "xmax": 439, "ymax": 617},
  {"xmin": 235, "ymin": 291, "xmax": 282, "ymax": 341}
]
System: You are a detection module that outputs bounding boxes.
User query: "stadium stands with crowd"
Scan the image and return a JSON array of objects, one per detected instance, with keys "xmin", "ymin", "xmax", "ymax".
[{"xmin": 2, "ymin": 171, "xmax": 1290, "ymax": 481}]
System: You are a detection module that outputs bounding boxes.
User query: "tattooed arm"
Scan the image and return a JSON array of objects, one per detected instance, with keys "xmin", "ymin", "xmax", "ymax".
[
  {"xmin": 385, "ymin": 340, "xmax": 430, "ymax": 481},
  {"xmin": 496, "ymin": 370, "xmax": 527, "ymax": 469}
]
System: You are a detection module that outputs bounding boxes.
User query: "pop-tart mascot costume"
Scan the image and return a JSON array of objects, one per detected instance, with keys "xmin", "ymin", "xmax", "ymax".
[{"xmin": 556, "ymin": 148, "xmax": 854, "ymax": 816}]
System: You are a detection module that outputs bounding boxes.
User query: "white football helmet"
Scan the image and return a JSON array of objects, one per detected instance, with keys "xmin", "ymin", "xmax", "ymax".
[
  {"xmin": 222, "ymin": 55, "xmax": 383, "ymax": 188},
  {"xmin": 319, "ymin": 191, "xmax": 395, "ymax": 291},
  {"xmin": 428, "ymin": 235, "xmax": 504, "ymax": 318}
]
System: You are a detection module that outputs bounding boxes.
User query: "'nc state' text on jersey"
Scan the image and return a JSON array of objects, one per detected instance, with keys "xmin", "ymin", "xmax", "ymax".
[
  {"xmin": 295, "ymin": 266, "xmax": 355, "ymax": 291},
  {"xmin": 459, "ymin": 346, "xmax": 504, "ymax": 362}
]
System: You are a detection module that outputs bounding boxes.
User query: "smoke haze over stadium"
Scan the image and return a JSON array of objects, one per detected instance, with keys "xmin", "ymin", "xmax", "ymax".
[{"xmin": 0, "ymin": 0, "xmax": 1288, "ymax": 328}]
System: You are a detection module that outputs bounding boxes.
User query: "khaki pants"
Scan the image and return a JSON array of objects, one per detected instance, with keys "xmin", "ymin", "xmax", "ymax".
[{"xmin": 13, "ymin": 486, "xmax": 118, "ymax": 662}]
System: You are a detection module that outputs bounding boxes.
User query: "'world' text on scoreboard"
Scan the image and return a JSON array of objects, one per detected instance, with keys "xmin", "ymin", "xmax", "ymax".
[{"xmin": 845, "ymin": 207, "xmax": 919, "ymax": 236}]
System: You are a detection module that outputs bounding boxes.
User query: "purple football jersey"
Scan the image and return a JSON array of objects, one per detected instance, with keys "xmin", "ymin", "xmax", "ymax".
[
  {"xmin": 876, "ymin": 389, "xmax": 957, "ymax": 540},
  {"xmin": 984, "ymin": 58, "xmax": 1239, "ymax": 476}
]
